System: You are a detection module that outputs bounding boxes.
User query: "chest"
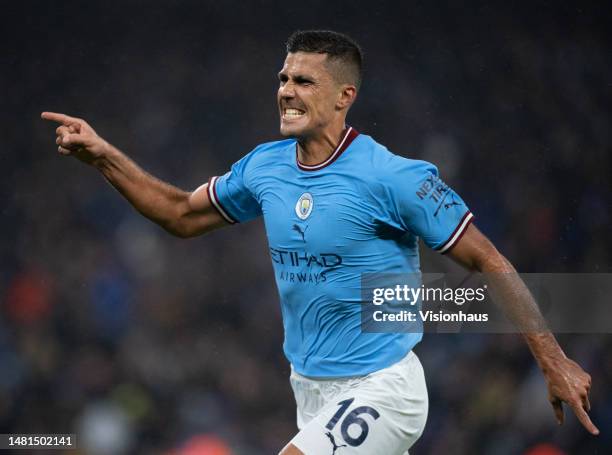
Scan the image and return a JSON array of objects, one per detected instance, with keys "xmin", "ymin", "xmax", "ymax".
[{"xmin": 256, "ymin": 173, "xmax": 387, "ymax": 252}]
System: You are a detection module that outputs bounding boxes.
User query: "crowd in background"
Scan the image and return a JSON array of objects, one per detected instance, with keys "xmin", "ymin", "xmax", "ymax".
[{"xmin": 2, "ymin": 1, "xmax": 611, "ymax": 454}]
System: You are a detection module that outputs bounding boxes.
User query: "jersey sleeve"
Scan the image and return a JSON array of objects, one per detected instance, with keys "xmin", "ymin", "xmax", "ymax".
[
  {"xmin": 385, "ymin": 158, "xmax": 473, "ymax": 253},
  {"xmin": 207, "ymin": 154, "xmax": 262, "ymax": 224}
]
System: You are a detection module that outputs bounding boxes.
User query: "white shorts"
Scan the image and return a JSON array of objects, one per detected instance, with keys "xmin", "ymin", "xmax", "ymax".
[{"xmin": 288, "ymin": 351, "xmax": 428, "ymax": 455}]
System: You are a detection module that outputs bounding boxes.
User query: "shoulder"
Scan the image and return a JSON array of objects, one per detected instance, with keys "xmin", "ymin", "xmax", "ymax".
[
  {"xmin": 356, "ymin": 134, "xmax": 439, "ymax": 184},
  {"xmin": 231, "ymin": 138, "xmax": 295, "ymax": 173},
  {"xmin": 248, "ymin": 138, "xmax": 295, "ymax": 161}
]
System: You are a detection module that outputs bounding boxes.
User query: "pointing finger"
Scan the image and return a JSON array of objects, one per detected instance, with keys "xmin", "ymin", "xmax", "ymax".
[
  {"xmin": 41, "ymin": 112, "xmax": 82, "ymax": 126},
  {"xmin": 570, "ymin": 401, "xmax": 600, "ymax": 435}
]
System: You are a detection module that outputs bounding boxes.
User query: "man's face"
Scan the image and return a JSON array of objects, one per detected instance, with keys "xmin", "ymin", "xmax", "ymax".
[{"xmin": 277, "ymin": 52, "xmax": 341, "ymax": 138}]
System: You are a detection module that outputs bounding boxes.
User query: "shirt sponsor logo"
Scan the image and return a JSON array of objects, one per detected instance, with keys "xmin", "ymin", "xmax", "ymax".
[
  {"xmin": 270, "ymin": 248, "xmax": 342, "ymax": 268},
  {"xmin": 270, "ymin": 248, "xmax": 342, "ymax": 285},
  {"xmin": 278, "ymin": 271, "xmax": 327, "ymax": 284},
  {"xmin": 295, "ymin": 192, "xmax": 314, "ymax": 220}
]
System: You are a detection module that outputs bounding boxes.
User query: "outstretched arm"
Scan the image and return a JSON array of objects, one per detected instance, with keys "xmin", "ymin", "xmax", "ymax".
[
  {"xmin": 41, "ymin": 112, "xmax": 227, "ymax": 237},
  {"xmin": 447, "ymin": 224, "xmax": 599, "ymax": 435}
]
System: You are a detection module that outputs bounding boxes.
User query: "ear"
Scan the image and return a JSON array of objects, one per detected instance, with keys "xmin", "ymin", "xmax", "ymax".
[{"xmin": 336, "ymin": 85, "xmax": 357, "ymax": 110}]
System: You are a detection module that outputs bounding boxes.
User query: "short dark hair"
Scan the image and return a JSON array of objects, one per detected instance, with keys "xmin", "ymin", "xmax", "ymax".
[{"xmin": 286, "ymin": 30, "xmax": 363, "ymax": 89}]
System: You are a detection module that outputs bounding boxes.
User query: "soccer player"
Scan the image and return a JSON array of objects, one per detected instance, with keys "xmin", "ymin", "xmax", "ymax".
[{"xmin": 42, "ymin": 30, "xmax": 597, "ymax": 455}]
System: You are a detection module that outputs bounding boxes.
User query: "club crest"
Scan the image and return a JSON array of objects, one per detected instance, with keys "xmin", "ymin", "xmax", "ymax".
[{"xmin": 295, "ymin": 192, "xmax": 314, "ymax": 220}]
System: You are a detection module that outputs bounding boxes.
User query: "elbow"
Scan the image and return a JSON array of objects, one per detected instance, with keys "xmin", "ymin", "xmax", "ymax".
[
  {"xmin": 162, "ymin": 225, "xmax": 189, "ymax": 239},
  {"xmin": 168, "ymin": 228, "xmax": 192, "ymax": 239},
  {"xmin": 161, "ymin": 201, "xmax": 199, "ymax": 238},
  {"xmin": 162, "ymin": 218, "xmax": 193, "ymax": 239},
  {"xmin": 167, "ymin": 226, "xmax": 205, "ymax": 239},
  {"xmin": 163, "ymin": 216, "xmax": 212, "ymax": 239}
]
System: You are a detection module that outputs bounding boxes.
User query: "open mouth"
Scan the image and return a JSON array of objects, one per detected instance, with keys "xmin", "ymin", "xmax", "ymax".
[{"xmin": 283, "ymin": 108, "xmax": 306, "ymax": 119}]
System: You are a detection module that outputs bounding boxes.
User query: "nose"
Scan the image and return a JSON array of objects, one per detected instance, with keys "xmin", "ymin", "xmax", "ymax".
[{"xmin": 279, "ymin": 81, "xmax": 295, "ymax": 99}]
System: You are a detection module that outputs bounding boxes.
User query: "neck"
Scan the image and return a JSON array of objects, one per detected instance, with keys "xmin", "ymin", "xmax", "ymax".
[{"xmin": 297, "ymin": 123, "xmax": 347, "ymax": 166}]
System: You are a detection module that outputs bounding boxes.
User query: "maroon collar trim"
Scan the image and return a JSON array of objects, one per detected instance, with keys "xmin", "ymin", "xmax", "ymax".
[{"xmin": 296, "ymin": 127, "xmax": 359, "ymax": 171}]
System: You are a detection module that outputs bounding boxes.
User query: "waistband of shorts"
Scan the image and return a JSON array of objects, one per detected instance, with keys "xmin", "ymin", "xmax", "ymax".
[{"xmin": 290, "ymin": 350, "xmax": 416, "ymax": 382}]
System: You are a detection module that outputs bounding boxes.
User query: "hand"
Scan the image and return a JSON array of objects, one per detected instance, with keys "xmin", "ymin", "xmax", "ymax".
[
  {"xmin": 41, "ymin": 112, "xmax": 111, "ymax": 165},
  {"xmin": 544, "ymin": 356, "xmax": 599, "ymax": 435}
]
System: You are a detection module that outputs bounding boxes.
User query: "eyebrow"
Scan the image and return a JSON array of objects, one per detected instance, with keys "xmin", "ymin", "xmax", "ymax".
[{"xmin": 277, "ymin": 72, "xmax": 315, "ymax": 83}]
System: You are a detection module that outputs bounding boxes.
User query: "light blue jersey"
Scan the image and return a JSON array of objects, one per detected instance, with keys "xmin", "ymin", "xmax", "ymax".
[{"xmin": 208, "ymin": 127, "xmax": 473, "ymax": 377}]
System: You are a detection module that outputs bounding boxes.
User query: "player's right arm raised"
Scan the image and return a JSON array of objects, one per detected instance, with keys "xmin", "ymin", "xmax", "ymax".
[{"xmin": 41, "ymin": 112, "xmax": 228, "ymax": 238}]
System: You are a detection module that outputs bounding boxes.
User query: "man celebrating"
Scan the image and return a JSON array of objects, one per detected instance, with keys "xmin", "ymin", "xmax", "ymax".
[{"xmin": 42, "ymin": 30, "xmax": 597, "ymax": 455}]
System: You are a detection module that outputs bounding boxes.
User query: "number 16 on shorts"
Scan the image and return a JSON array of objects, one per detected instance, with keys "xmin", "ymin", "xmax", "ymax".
[
  {"xmin": 325, "ymin": 397, "xmax": 380, "ymax": 449},
  {"xmin": 291, "ymin": 396, "xmax": 386, "ymax": 455}
]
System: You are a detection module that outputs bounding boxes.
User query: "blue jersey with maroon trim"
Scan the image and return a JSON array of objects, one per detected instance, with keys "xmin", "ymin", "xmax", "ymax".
[{"xmin": 208, "ymin": 127, "xmax": 473, "ymax": 377}]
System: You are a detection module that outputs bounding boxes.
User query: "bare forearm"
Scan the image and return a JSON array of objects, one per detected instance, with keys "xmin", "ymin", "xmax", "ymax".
[
  {"xmin": 42, "ymin": 112, "xmax": 226, "ymax": 238},
  {"xmin": 478, "ymin": 257, "xmax": 566, "ymax": 365},
  {"xmin": 450, "ymin": 226, "xmax": 565, "ymax": 362},
  {"xmin": 93, "ymin": 144, "xmax": 189, "ymax": 233},
  {"xmin": 479, "ymin": 255, "xmax": 547, "ymax": 331},
  {"xmin": 448, "ymin": 224, "xmax": 597, "ymax": 433}
]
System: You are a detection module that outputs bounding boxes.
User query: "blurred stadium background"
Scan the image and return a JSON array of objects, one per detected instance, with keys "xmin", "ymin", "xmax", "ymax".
[{"xmin": 2, "ymin": 1, "xmax": 611, "ymax": 454}]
